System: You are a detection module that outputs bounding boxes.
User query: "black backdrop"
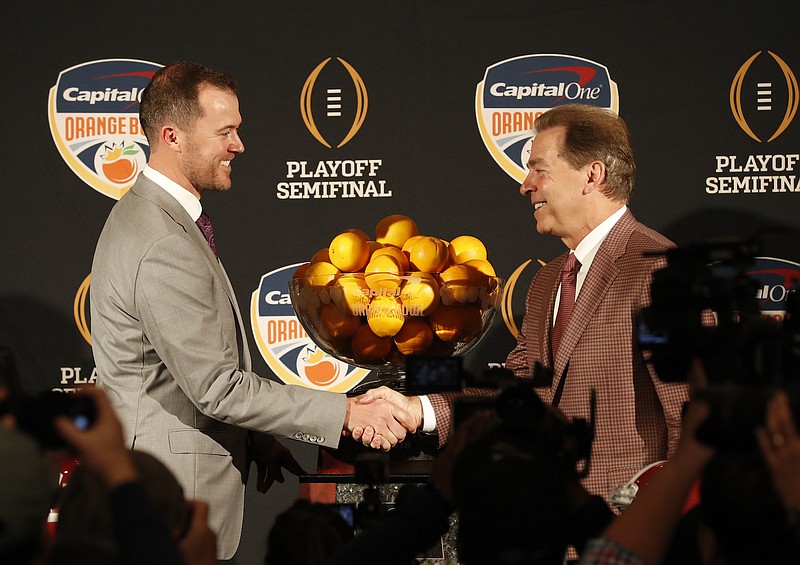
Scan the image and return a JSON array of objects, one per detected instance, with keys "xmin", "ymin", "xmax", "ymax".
[{"xmin": 2, "ymin": 1, "xmax": 799, "ymax": 562}]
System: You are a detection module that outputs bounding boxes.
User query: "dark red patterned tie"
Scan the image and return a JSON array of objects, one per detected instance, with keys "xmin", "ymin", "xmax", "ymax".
[
  {"xmin": 196, "ymin": 211, "xmax": 218, "ymax": 257},
  {"xmin": 551, "ymin": 253, "xmax": 580, "ymax": 356}
]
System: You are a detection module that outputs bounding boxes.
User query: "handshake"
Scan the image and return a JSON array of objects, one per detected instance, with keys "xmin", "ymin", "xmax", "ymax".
[{"xmin": 343, "ymin": 386, "xmax": 423, "ymax": 451}]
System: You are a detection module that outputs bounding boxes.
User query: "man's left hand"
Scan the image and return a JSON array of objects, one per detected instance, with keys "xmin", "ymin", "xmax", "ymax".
[{"xmin": 251, "ymin": 435, "xmax": 306, "ymax": 493}]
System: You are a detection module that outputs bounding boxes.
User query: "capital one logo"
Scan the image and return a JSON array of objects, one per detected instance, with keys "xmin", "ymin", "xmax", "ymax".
[
  {"xmin": 730, "ymin": 51, "xmax": 798, "ymax": 143},
  {"xmin": 300, "ymin": 57, "xmax": 368, "ymax": 148},
  {"xmin": 476, "ymin": 54, "xmax": 619, "ymax": 183}
]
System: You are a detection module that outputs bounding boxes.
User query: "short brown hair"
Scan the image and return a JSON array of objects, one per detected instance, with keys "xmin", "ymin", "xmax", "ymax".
[
  {"xmin": 139, "ymin": 61, "xmax": 238, "ymax": 144},
  {"xmin": 534, "ymin": 104, "xmax": 636, "ymax": 203}
]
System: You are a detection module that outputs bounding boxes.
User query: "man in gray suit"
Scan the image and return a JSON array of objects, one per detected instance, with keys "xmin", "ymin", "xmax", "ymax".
[{"xmin": 90, "ymin": 61, "xmax": 415, "ymax": 560}]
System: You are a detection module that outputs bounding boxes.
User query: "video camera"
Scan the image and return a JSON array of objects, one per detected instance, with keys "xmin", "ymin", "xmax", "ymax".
[
  {"xmin": 405, "ymin": 355, "xmax": 595, "ymax": 478},
  {"xmin": 636, "ymin": 238, "xmax": 800, "ymax": 448}
]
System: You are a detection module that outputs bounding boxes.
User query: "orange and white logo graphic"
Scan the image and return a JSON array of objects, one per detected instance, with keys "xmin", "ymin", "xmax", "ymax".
[{"xmin": 48, "ymin": 59, "xmax": 162, "ymax": 199}]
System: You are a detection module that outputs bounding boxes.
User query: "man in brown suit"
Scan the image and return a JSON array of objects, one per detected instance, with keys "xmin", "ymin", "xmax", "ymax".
[{"xmin": 359, "ymin": 104, "xmax": 689, "ymax": 503}]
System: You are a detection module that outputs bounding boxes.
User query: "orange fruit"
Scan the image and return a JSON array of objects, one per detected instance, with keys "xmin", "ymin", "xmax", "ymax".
[
  {"xmin": 371, "ymin": 246, "xmax": 410, "ymax": 272},
  {"xmin": 292, "ymin": 262, "xmax": 311, "ymax": 279},
  {"xmin": 375, "ymin": 214, "xmax": 419, "ymax": 248},
  {"xmin": 364, "ymin": 254, "xmax": 403, "ymax": 292},
  {"xmin": 401, "ymin": 235, "xmax": 426, "ymax": 254},
  {"xmin": 310, "ymin": 247, "xmax": 331, "ymax": 264},
  {"xmin": 464, "ymin": 258, "xmax": 498, "ymax": 291},
  {"xmin": 439, "ymin": 264, "xmax": 476, "ymax": 304},
  {"xmin": 463, "ymin": 258, "xmax": 496, "ymax": 278},
  {"xmin": 407, "ymin": 236, "xmax": 449, "ymax": 273},
  {"xmin": 344, "ymin": 228, "xmax": 371, "ymax": 241},
  {"xmin": 329, "ymin": 231, "xmax": 370, "ymax": 272},
  {"xmin": 351, "ymin": 324, "xmax": 392, "ymax": 362},
  {"xmin": 429, "ymin": 304, "xmax": 474, "ymax": 342},
  {"xmin": 448, "ymin": 235, "xmax": 488, "ymax": 264},
  {"xmin": 367, "ymin": 296, "xmax": 405, "ymax": 337},
  {"xmin": 330, "ymin": 273, "xmax": 370, "ymax": 316},
  {"xmin": 400, "ymin": 272, "xmax": 440, "ymax": 316},
  {"xmin": 304, "ymin": 261, "xmax": 340, "ymax": 292},
  {"xmin": 367, "ymin": 240, "xmax": 384, "ymax": 255},
  {"xmin": 319, "ymin": 303, "xmax": 361, "ymax": 340},
  {"xmin": 462, "ymin": 303, "xmax": 484, "ymax": 341},
  {"xmin": 393, "ymin": 318, "xmax": 434, "ymax": 355}
]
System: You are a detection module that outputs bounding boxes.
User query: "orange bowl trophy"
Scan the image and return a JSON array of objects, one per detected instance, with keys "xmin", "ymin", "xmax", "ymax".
[{"xmin": 289, "ymin": 269, "xmax": 502, "ymax": 394}]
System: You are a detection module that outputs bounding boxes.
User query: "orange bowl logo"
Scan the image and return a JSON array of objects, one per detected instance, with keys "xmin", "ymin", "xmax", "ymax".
[
  {"xmin": 730, "ymin": 51, "xmax": 798, "ymax": 143},
  {"xmin": 250, "ymin": 263, "xmax": 371, "ymax": 392},
  {"xmin": 476, "ymin": 54, "xmax": 619, "ymax": 183},
  {"xmin": 48, "ymin": 59, "xmax": 162, "ymax": 199},
  {"xmin": 300, "ymin": 57, "xmax": 368, "ymax": 149}
]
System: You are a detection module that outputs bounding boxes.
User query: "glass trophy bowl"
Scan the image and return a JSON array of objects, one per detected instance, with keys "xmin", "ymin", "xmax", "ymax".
[{"xmin": 289, "ymin": 270, "xmax": 503, "ymax": 394}]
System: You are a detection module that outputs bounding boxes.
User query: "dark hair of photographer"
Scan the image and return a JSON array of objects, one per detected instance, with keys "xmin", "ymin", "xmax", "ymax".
[
  {"xmin": 52, "ymin": 450, "xmax": 190, "ymax": 565},
  {"xmin": 453, "ymin": 431, "xmax": 570, "ymax": 564},
  {"xmin": 266, "ymin": 499, "xmax": 354, "ymax": 565},
  {"xmin": 452, "ymin": 413, "xmax": 612, "ymax": 564}
]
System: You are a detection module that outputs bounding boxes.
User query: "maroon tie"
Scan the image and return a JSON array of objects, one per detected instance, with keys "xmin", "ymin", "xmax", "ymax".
[
  {"xmin": 551, "ymin": 253, "xmax": 580, "ymax": 356},
  {"xmin": 196, "ymin": 211, "xmax": 218, "ymax": 257}
]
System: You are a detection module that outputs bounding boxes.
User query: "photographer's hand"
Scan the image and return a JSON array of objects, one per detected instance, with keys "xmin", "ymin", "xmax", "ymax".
[
  {"xmin": 53, "ymin": 386, "xmax": 138, "ymax": 488},
  {"xmin": 756, "ymin": 390, "xmax": 800, "ymax": 509},
  {"xmin": 178, "ymin": 500, "xmax": 217, "ymax": 565}
]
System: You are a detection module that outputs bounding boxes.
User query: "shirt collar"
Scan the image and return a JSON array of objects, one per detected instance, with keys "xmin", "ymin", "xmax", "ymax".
[
  {"xmin": 142, "ymin": 165, "xmax": 203, "ymax": 222},
  {"xmin": 572, "ymin": 205, "xmax": 627, "ymax": 269}
]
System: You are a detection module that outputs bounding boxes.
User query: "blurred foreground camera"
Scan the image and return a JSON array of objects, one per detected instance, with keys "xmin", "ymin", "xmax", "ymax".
[
  {"xmin": 9, "ymin": 390, "xmax": 96, "ymax": 449},
  {"xmin": 637, "ymin": 237, "xmax": 800, "ymax": 448},
  {"xmin": 454, "ymin": 364, "xmax": 595, "ymax": 478}
]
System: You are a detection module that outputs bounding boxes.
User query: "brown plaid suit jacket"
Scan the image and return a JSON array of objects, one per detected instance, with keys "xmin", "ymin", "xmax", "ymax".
[{"xmin": 429, "ymin": 210, "xmax": 689, "ymax": 501}]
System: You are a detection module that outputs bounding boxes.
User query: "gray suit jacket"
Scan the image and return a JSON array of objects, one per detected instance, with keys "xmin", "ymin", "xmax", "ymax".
[{"xmin": 91, "ymin": 174, "xmax": 347, "ymax": 559}]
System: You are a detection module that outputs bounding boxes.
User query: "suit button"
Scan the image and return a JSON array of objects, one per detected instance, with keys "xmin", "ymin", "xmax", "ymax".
[
  {"xmin": 294, "ymin": 432, "xmax": 303, "ymax": 440},
  {"xmin": 317, "ymin": 436, "xmax": 325, "ymax": 443}
]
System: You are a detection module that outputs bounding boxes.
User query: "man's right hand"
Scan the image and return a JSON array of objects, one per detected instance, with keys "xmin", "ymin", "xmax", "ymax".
[
  {"xmin": 349, "ymin": 386, "xmax": 424, "ymax": 449},
  {"xmin": 344, "ymin": 391, "xmax": 418, "ymax": 451}
]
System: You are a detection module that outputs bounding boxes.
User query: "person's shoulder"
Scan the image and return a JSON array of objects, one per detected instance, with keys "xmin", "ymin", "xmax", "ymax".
[
  {"xmin": 630, "ymin": 221, "xmax": 674, "ymax": 252},
  {"xmin": 620, "ymin": 211, "xmax": 674, "ymax": 254}
]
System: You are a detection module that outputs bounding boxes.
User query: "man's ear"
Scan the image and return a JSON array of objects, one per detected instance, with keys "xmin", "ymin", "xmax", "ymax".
[
  {"xmin": 160, "ymin": 125, "xmax": 182, "ymax": 153},
  {"xmin": 584, "ymin": 160, "xmax": 607, "ymax": 194}
]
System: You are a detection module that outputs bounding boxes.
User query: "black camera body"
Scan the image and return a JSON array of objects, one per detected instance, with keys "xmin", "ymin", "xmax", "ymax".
[
  {"xmin": 636, "ymin": 238, "xmax": 800, "ymax": 448},
  {"xmin": 452, "ymin": 364, "xmax": 595, "ymax": 478},
  {"xmin": 10, "ymin": 390, "xmax": 96, "ymax": 449}
]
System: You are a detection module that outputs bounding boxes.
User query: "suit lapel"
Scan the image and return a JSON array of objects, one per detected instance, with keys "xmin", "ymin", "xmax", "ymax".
[
  {"xmin": 131, "ymin": 178, "xmax": 232, "ymax": 299},
  {"xmin": 538, "ymin": 256, "xmax": 563, "ymax": 370},
  {"xmin": 552, "ymin": 210, "xmax": 637, "ymax": 377},
  {"xmin": 131, "ymin": 177, "xmax": 252, "ymax": 368}
]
